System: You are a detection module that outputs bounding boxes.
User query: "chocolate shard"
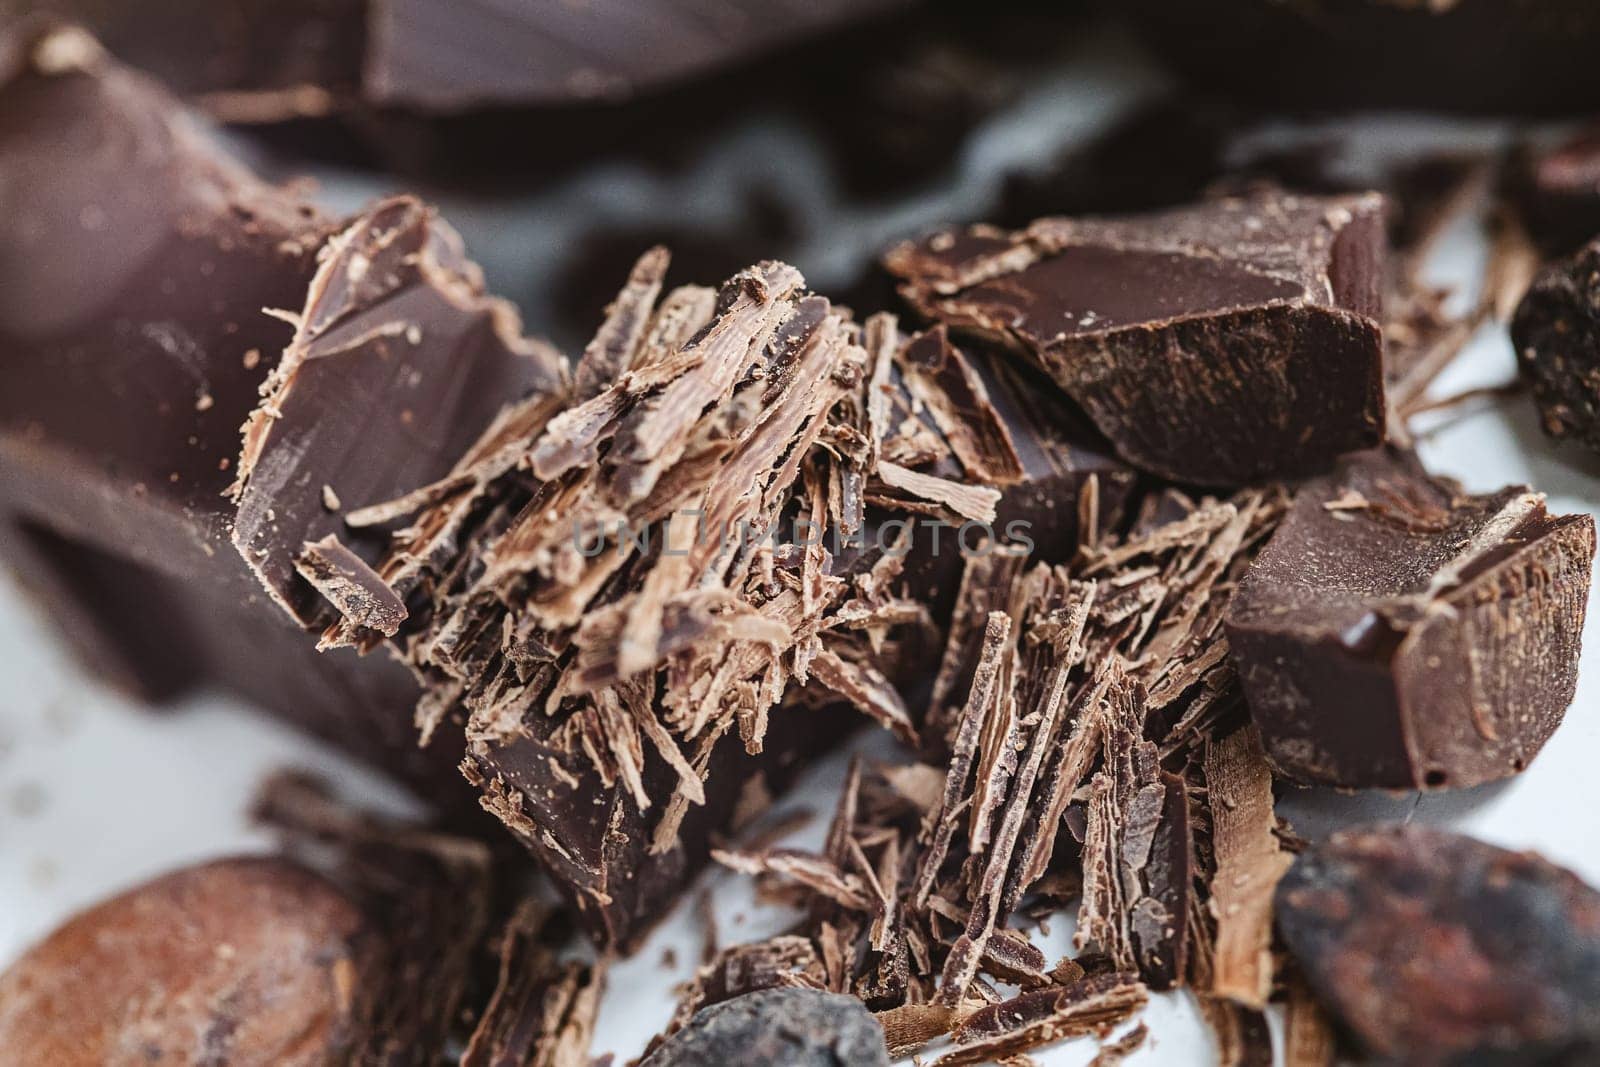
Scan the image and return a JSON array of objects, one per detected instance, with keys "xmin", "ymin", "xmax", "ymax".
[
  {"xmin": 229, "ymin": 193, "xmax": 566, "ymax": 627},
  {"xmin": 641, "ymin": 987, "xmax": 890, "ymax": 1067},
  {"xmin": 7, "ymin": 0, "xmax": 911, "ymax": 119},
  {"xmin": 1121, "ymin": 1, "xmax": 1600, "ymax": 115},
  {"xmin": 885, "ymin": 191, "xmax": 1388, "ymax": 486},
  {"xmin": 1277, "ymin": 826, "xmax": 1600, "ymax": 1066},
  {"xmin": 460, "ymin": 900, "xmax": 605, "ymax": 1067},
  {"xmin": 1512, "ymin": 235, "xmax": 1600, "ymax": 454},
  {"xmin": 1226, "ymin": 448, "xmax": 1596, "ymax": 790}
]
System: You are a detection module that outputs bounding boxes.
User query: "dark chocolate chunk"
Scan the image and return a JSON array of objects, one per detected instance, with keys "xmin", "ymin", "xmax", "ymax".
[
  {"xmin": 1277, "ymin": 826, "xmax": 1600, "ymax": 1066},
  {"xmin": 885, "ymin": 191, "xmax": 1388, "ymax": 486},
  {"xmin": 1227, "ymin": 448, "xmax": 1595, "ymax": 790},
  {"xmin": 1512, "ymin": 236, "xmax": 1600, "ymax": 453},
  {"xmin": 641, "ymin": 987, "xmax": 890, "ymax": 1067},
  {"xmin": 1122, "ymin": 1, "xmax": 1600, "ymax": 115},
  {"xmin": 0, "ymin": 28, "xmax": 541, "ymax": 794},
  {"xmin": 229, "ymin": 194, "xmax": 565, "ymax": 627}
]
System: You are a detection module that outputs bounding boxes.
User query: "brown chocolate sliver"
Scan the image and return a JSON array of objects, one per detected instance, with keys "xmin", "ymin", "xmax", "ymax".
[{"xmin": 1203, "ymin": 726, "xmax": 1290, "ymax": 1010}]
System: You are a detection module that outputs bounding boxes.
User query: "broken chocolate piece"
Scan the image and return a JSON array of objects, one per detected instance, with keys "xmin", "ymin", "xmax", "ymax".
[
  {"xmin": 230, "ymin": 193, "xmax": 565, "ymax": 627},
  {"xmin": 1122, "ymin": 1, "xmax": 1600, "ymax": 115},
  {"xmin": 1277, "ymin": 826, "xmax": 1600, "ymax": 1065},
  {"xmin": 1512, "ymin": 235, "xmax": 1600, "ymax": 454},
  {"xmin": 885, "ymin": 191, "xmax": 1387, "ymax": 485},
  {"xmin": 0, "ymin": 29, "xmax": 551, "ymax": 795},
  {"xmin": 1227, "ymin": 448, "xmax": 1596, "ymax": 790},
  {"xmin": 642, "ymin": 987, "xmax": 890, "ymax": 1067}
]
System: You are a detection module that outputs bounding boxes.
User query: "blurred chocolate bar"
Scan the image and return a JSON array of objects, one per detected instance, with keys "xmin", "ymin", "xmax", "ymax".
[
  {"xmin": 4, "ymin": 0, "xmax": 912, "ymax": 121},
  {"xmin": 1122, "ymin": 1, "xmax": 1600, "ymax": 115}
]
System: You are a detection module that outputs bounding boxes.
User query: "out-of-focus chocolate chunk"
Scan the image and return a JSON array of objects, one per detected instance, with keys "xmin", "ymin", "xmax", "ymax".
[
  {"xmin": 365, "ymin": 0, "xmax": 911, "ymax": 112},
  {"xmin": 641, "ymin": 987, "xmax": 890, "ymax": 1067},
  {"xmin": 1122, "ymin": 1, "xmax": 1600, "ymax": 115},
  {"xmin": 885, "ymin": 191, "xmax": 1388, "ymax": 486},
  {"xmin": 999, "ymin": 101, "xmax": 1241, "ymax": 226},
  {"xmin": 2, "ymin": 2, "xmax": 364, "ymax": 120},
  {"xmin": 1226, "ymin": 449, "xmax": 1595, "ymax": 791},
  {"xmin": 1512, "ymin": 127, "xmax": 1600, "ymax": 256},
  {"xmin": 3, "ymin": 0, "xmax": 911, "ymax": 120},
  {"xmin": 1512, "ymin": 236, "xmax": 1600, "ymax": 453},
  {"xmin": 1277, "ymin": 826, "xmax": 1600, "ymax": 1065}
]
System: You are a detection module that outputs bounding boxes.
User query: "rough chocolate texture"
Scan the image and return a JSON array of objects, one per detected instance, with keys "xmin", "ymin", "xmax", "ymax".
[
  {"xmin": 1227, "ymin": 449, "xmax": 1595, "ymax": 790},
  {"xmin": 642, "ymin": 988, "xmax": 890, "ymax": 1067},
  {"xmin": 1122, "ymin": 1, "xmax": 1600, "ymax": 115},
  {"xmin": 1512, "ymin": 237, "xmax": 1600, "ymax": 454},
  {"xmin": 1278, "ymin": 826, "xmax": 1600, "ymax": 1066},
  {"xmin": 885, "ymin": 191, "xmax": 1387, "ymax": 486}
]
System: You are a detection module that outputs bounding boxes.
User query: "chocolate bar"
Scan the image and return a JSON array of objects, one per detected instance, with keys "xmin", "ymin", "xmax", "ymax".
[
  {"xmin": 0, "ymin": 25, "xmax": 545, "ymax": 793},
  {"xmin": 1512, "ymin": 234, "xmax": 1600, "ymax": 454},
  {"xmin": 1121, "ymin": 1, "xmax": 1600, "ymax": 115},
  {"xmin": 7, "ymin": 0, "xmax": 910, "ymax": 120},
  {"xmin": 1226, "ymin": 449, "xmax": 1595, "ymax": 790},
  {"xmin": 1277, "ymin": 826, "xmax": 1600, "ymax": 1065},
  {"xmin": 885, "ymin": 191, "xmax": 1388, "ymax": 486}
]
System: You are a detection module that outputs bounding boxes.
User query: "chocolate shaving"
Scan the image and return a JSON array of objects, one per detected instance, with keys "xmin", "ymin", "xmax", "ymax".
[
  {"xmin": 1203, "ymin": 726, "xmax": 1291, "ymax": 1010},
  {"xmin": 461, "ymin": 901, "xmax": 605, "ymax": 1067}
]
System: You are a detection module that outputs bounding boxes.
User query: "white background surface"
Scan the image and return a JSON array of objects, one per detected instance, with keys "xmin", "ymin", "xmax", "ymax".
[{"xmin": 4, "ymin": 35, "xmax": 1600, "ymax": 1065}]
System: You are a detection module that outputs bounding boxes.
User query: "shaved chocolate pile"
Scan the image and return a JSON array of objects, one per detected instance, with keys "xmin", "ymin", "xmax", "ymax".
[
  {"xmin": 5, "ymin": 0, "xmax": 911, "ymax": 119},
  {"xmin": 1513, "ymin": 235, "xmax": 1600, "ymax": 455},
  {"xmin": 674, "ymin": 487, "xmax": 1292, "ymax": 1063},
  {"xmin": 1227, "ymin": 448, "xmax": 1595, "ymax": 790},
  {"xmin": 0, "ymin": 778, "xmax": 494, "ymax": 1064},
  {"xmin": 1277, "ymin": 826, "xmax": 1600, "ymax": 1066},
  {"xmin": 885, "ymin": 191, "xmax": 1387, "ymax": 486},
  {"xmin": 285, "ymin": 247, "xmax": 1122, "ymax": 946}
]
